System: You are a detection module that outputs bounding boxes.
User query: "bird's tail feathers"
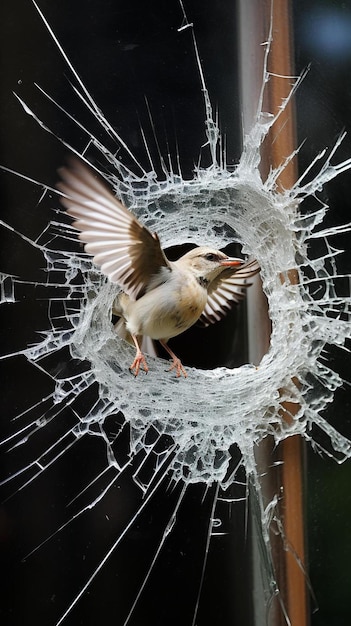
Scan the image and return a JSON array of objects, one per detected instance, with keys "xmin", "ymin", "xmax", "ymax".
[
  {"xmin": 114, "ymin": 318, "xmax": 158, "ymax": 357},
  {"xmin": 140, "ymin": 335, "xmax": 158, "ymax": 357}
]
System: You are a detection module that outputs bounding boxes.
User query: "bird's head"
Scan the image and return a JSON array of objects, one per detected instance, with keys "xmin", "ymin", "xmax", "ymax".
[{"xmin": 176, "ymin": 246, "xmax": 244, "ymax": 285}]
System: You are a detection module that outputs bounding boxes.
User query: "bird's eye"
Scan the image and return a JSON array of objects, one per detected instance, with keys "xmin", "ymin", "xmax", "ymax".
[{"xmin": 204, "ymin": 253, "xmax": 218, "ymax": 262}]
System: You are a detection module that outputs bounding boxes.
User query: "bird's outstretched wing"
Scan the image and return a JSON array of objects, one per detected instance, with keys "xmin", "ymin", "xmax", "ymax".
[
  {"xmin": 199, "ymin": 259, "xmax": 260, "ymax": 326},
  {"xmin": 57, "ymin": 158, "xmax": 170, "ymax": 299}
]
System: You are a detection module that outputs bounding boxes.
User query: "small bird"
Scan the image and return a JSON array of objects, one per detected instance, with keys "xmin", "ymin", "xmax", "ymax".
[{"xmin": 57, "ymin": 158, "xmax": 260, "ymax": 377}]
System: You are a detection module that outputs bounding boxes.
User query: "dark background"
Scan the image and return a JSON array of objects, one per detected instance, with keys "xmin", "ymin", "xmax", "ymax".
[
  {"xmin": 294, "ymin": 3, "xmax": 351, "ymax": 625},
  {"xmin": 1, "ymin": 1, "xmax": 351, "ymax": 625}
]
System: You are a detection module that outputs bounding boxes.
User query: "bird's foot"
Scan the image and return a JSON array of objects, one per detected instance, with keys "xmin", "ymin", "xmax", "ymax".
[
  {"xmin": 168, "ymin": 356, "xmax": 187, "ymax": 378},
  {"xmin": 130, "ymin": 351, "xmax": 149, "ymax": 376},
  {"xmin": 159, "ymin": 340, "xmax": 188, "ymax": 378}
]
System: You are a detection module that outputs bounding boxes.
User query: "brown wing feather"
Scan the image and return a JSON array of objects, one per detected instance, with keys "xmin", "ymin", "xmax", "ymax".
[
  {"xmin": 199, "ymin": 259, "xmax": 260, "ymax": 326},
  {"xmin": 57, "ymin": 157, "xmax": 170, "ymax": 299}
]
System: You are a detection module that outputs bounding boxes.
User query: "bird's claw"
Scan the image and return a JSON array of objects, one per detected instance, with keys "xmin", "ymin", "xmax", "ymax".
[
  {"xmin": 130, "ymin": 353, "xmax": 149, "ymax": 376},
  {"xmin": 168, "ymin": 357, "xmax": 187, "ymax": 378}
]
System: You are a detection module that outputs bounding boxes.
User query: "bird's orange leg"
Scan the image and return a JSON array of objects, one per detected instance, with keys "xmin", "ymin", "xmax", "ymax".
[
  {"xmin": 159, "ymin": 340, "xmax": 187, "ymax": 378},
  {"xmin": 130, "ymin": 335, "xmax": 149, "ymax": 376}
]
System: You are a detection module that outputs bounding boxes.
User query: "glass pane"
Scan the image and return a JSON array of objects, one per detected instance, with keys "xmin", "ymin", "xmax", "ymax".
[{"xmin": 1, "ymin": 2, "xmax": 351, "ymax": 625}]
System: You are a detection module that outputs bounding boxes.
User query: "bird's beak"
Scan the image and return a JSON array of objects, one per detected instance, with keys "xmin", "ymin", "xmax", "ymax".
[{"xmin": 220, "ymin": 257, "xmax": 243, "ymax": 267}]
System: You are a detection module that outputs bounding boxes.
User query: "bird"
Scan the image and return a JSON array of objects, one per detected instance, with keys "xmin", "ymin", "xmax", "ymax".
[{"xmin": 57, "ymin": 157, "xmax": 260, "ymax": 377}]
